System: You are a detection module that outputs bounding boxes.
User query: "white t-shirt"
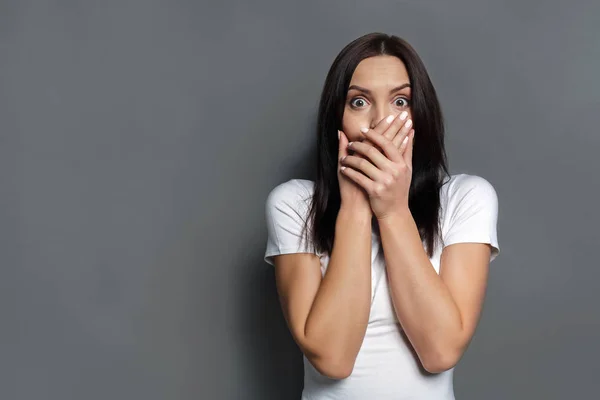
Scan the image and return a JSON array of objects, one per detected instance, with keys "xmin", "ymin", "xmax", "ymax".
[{"xmin": 264, "ymin": 173, "xmax": 500, "ymax": 399}]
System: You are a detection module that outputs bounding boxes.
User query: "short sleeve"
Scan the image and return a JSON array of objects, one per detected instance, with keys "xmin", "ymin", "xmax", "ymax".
[
  {"xmin": 442, "ymin": 175, "xmax": 500, "ymax": 262},
  {"xmin": 264, "ymin": 180, "xmax": 317, "ymax": 266}
]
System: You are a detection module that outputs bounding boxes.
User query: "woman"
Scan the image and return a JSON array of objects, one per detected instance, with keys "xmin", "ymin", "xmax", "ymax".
[{"xmin": 264, "ymin": 32, "xmax": 500, "ymax": 399}]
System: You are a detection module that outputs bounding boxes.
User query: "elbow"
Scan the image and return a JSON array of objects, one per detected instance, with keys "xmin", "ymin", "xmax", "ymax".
[
  {"xmin": 422, "ymin": 358, "xmax": 457, "ymax": 374},
  {"xmin": 309, "ymin": 353, "xmax": 355, "ymax": 380},
  {"xmin": 318, "ymin": 364, "xmax": 353, "ymax": 380},
  {"xmin": 300, "ymin": 330, "xmax": 358, "ymax": 379},
  {"xmin": 421, "ymin": 347, "xmax": 462, "ymax": 374}
]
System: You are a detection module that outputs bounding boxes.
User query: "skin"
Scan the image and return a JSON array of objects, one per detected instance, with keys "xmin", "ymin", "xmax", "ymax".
[
  {"xmin": 271, "ymin": 56, "xmax": 415, "ymax": 380},
  {"xmin": 339, "ymin": 55, "xmax": 493, "ymax": 373},
  {"xmin": 274, "ymin": 54, "xmax": 493, "ymax": 379},
  {"xmin": 342, "ymin": 55, "xmax": 413, "ymax": 151}
]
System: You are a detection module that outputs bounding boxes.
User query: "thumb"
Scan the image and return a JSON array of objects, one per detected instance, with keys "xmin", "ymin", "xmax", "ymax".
[{"xmin": 338, "ymin": 130, "xmax": 348, "ymax": 161}]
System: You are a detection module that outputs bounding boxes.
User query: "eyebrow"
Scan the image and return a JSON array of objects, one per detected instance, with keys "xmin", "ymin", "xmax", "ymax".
[{"xmin": 347, "ymin": 83, "xmax": 411, "ymax": 95}]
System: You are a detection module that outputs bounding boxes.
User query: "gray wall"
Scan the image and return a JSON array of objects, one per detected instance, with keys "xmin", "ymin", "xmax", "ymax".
[{"xmin": 1, "ymin": 0, "xmax": 598, "ymax": 399}]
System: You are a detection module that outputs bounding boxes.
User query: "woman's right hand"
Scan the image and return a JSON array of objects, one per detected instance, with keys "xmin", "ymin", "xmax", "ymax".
[{"xmin": 337, "ymin": 130, "xmax": 372, "ymax": 214}]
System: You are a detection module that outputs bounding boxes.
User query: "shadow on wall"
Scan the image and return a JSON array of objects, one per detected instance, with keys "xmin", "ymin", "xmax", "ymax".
[
  {"xmin": 238, "ymin": 140, "xmax": 318, "ymax": 398},
  {"xmin": 240, "ymin": 259, "xmax": 305, "ymax": 398}
]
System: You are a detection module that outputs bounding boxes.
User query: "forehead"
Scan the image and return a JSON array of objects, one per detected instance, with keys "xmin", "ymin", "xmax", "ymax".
[{"xmin": 349, "ymin": 55, "xmax": 409, "ymax": 87}]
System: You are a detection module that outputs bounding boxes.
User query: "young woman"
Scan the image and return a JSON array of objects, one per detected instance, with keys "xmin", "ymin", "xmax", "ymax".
[{"xmin": 264, "ymin": 32, "xmax": 500, "ymax": 399}]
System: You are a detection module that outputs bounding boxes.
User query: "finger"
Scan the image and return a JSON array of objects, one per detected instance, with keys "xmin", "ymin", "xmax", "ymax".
[
  {"xmin": 358, "ymin": 115, "xmax": 396, "ymax": 159},
  {"xmin": 338, "ymin": 130, "xmax": 348, "ymax": 170},
  {"xmin": 363, "ymin": 113, "xmax": 396, "ymax": 138},
  {"xmin": 358, "ymin": 126, "xmax": 405, "ymax": 164},
  {"xmin": 398, "ymin": 129, "xmax": 411, "ymax": 153},
  {"xmin": 341, "ymin": 153, "xmax": 388, "ymax": 182},
  {"xmin": 383, "ymin": 111, "xmax": 409, "ymax": 142},
  {"xmin": 392, "ymin": 116, "xmax": 413, "ymax": 148},
  {"xmin": 340, "ymin": 164, "xmax": 375, "ymax": 194},
  {"xmin": 403, "ymin": 129, "xmax": 415, "ymax": 167},
  {"xmin": 347, "ymin": 140, "xmax": 395, "ymax": 173},
  {"xmin": 358, "ymin": 138, "xmax": 381, "ymax": 157}
]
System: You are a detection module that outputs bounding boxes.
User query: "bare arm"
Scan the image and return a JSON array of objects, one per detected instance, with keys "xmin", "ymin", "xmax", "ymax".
[
  {"xmin": 274, "ymin": 205, "xmax": 372, "ymax": 379},
  {"xmin": 378, "ymin": 211, "xmax": 491, "ymax": 373}
]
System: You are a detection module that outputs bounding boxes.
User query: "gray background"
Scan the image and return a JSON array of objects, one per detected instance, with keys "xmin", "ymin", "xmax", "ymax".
[{"xmin": 1, "ymin": 0, "xmax": 598, "ymax": 399}]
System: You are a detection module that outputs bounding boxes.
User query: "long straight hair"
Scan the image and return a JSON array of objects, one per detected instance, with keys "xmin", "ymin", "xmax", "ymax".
[{"xmin": 301, "ymin": 32, "xmax": 451, "ymax": 259}]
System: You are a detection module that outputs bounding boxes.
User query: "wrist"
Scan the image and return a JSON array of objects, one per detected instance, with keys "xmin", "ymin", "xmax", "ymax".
[
  {"xmin": 376, "ymin": 208, "xmax": 412, "ymax": 225},
  {"xmin": 339, "ymin": 202, "xmax": 373, "ymax": 221}
]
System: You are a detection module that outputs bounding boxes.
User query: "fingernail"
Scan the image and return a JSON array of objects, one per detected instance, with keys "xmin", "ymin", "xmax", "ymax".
[
  {"xmin": 400, "ymin": 111, "xmax": 408, "ymax": 120},
  {"xmin": 360, "ymin": 127, "xmax": 369, "ymax": 133},
  {"xmin": 405, "ymin": 119, "xmax": 412, "ymax": 128},
  {"xmin": 386, "ymin": 115, "xmax": 394, "ymax": 123},
  {"xmin": 402, "ymin": 136, "xmax": 409, "ymax": 146},
  {"xmin": 338, "ymin": 130, "xmax": 341, "ymax": 139}
]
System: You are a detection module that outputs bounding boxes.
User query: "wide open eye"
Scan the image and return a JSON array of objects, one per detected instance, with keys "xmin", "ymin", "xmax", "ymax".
[
  {"xmin": 350, "ymin": 97, "xmax": 368, "ymax": 108},
  {"xmin": 394, "ymin": 97, "xmax": 410, "ymax": 108}
]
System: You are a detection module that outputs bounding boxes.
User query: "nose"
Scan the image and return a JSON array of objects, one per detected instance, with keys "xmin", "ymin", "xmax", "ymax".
[{"xmin": 370, "ymin": 104, "xmax": 393, "ymax": 129}]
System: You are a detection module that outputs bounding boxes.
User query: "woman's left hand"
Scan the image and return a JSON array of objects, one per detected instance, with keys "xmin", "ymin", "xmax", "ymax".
[{"xmin": 340, "ymin": 114, "xmax": 415, "ymax": 221}]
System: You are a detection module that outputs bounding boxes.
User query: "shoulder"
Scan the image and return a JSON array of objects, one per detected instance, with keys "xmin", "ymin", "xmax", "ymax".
[
  {"xmin": 265, "ymin": 179, "xmax": 315, "ymax": 220},
  {"xmin": 440, "ymin": 173, "xmax": 498, "ymax": 204},
  {"xmin": 266, "ymin": 179, "xmax": 314, "ymax": 205},
  {"xmin": 439, "ymin": 173, "xmax": 500, "ymax": 260}
]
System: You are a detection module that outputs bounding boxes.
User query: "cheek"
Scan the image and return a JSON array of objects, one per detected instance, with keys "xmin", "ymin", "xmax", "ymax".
[{"xmin": 341, "ymin": 111, "xmax": 366, "ymax": 142}]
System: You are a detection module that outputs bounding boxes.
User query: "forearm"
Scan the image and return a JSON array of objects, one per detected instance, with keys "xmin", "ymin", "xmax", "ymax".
[
  {"xmin": 377, "ymin": 211, "xmax": 462, "ymax": 371},
  {"xmin": 304, "ymin": 206, "xmax": 372, "ymax": 372}
]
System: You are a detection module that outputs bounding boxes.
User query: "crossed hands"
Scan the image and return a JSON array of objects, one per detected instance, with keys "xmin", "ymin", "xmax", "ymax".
[{"xmin": 338, "ymin": 111, "xmax": 415, "ymax": 221}]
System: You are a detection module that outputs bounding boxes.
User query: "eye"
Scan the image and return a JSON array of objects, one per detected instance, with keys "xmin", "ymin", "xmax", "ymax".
[
  {"xmin": 394, "ymin": 97, "xmax": 410, "ymax": 107},
  {"xmin": 350, "ymin": 97, "xmax": 368, "ymax": 108}
]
